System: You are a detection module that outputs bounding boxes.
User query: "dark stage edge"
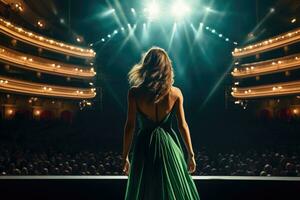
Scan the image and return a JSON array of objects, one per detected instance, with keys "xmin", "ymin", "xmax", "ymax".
[{"xmin": 0, "ymin": 176, "xmax": 299, "ymax": 200}]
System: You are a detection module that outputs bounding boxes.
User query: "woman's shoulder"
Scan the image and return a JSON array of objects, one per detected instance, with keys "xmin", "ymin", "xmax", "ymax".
[
  {"xmin": 171, "ymin": 86, "xmax": 183, "ymax": 98},
  {"xmin": 128, "ymin": 86, "xmax": 141, "ymax": 97}
]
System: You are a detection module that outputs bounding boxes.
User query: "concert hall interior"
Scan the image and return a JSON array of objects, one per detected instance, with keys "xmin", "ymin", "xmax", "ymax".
[{"xmin": 0, "ymin": 0, "xmax": 300, "ymax": 199}]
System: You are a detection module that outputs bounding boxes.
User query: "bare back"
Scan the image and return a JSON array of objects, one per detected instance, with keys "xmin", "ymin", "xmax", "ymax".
[{"xmin": 134, "ymin": 86, "xmax": 179, "ymax": 123}]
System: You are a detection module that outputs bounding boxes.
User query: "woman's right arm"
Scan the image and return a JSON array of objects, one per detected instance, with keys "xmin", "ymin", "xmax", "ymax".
[
  {"xmin": 174, "ymin": 87, "xmax": 196, "ymax": 173},
  {"xmin": 175, "ymin": 88, "xmax": 195, "ymax": 156}
]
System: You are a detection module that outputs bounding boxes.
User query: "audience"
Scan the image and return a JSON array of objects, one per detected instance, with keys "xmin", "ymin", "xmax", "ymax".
[{"xmin": 0, "ymin": 143, "xmax": 299, "ymax": 176}]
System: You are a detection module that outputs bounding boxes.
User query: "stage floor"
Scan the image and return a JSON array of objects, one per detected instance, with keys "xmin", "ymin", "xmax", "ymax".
[{"xmin": 0, "ymin": 176, "xmax": 299, "ymax": 200}]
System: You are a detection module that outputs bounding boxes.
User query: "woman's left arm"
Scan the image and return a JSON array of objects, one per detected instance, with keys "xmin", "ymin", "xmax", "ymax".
[{"xmin": 122, "ymin": 88, "xmax": 136, "ymax": 175}]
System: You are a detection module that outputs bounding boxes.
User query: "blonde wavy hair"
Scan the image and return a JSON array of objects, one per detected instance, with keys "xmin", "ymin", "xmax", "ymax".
[{"xmin": 128, "ymin": 47, "xmax": 174, "ymax": 103}]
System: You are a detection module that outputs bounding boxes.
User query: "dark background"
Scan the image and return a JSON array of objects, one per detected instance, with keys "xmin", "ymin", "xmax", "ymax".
[{"xmin": 2, "ymin": 0, "xmax": 300, "ymax": 151}]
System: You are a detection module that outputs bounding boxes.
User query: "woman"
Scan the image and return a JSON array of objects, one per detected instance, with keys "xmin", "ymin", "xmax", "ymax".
[{"xmin": 122, "ymin": 47, "xmax": 200, "ymax": 200}]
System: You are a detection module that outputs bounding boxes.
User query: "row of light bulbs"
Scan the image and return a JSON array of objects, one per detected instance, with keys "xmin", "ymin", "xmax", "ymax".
[
  {"xmin": 232, "ymin": 28, "xmax": 300, "ymax": 56},
  {"xmin": 0, "ymin": 18, "xmax": 96, "ymax": 57},
  {"xmin": 98, "ymin": 22, "xmax": 237, "ymax": 45},
  {"xmin": 0, "ymin": 47, "xmax": 96, "ymax": 77},
  {"xmin": 0, "ymin": 79, "xmax": 8, "ymax": 84},
  {"xmin": 232, "ymin": 55, "xmax": 300, "ymax": 76},
  {"xmin": 0, "ymin": 77, "xmax": 96, "ymax": 98},
  {"xmin": 231, "ymin": 86, "xmax": 283, "ymax": 96}
]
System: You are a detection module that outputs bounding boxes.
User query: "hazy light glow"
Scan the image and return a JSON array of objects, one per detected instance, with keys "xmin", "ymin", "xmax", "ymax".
[
  {"xmin": 171, "ymin": 1, "xmax": 191, "ymax": 20},
  {"xmin": 144, "ymin": 2, "xmax": 160, "ymax": 20},
  {"xmin": 205, "ymin": 7, "xmax": 212, "ymax": 12}
]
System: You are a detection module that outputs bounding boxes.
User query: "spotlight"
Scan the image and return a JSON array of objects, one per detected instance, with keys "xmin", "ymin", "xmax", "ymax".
[
  {"xmin": 113, "ymin": 30, "xmax": 118, "ymax": 34},
  {"xmin": 233, "ymin": 41, "xmax": 238, "ymax": 45},
  {"xmin": 291, "ymin": 18, "xmax": 296, "ymax": 23},
  {"xmin": 131, "ymin": 8, "xmax": 135, "ymax": 13},
  {"xmin": 171, "ymin": 1, "xmax": 191, "ymax": 20},
  {"xmin": 107, "ymin": 34, "xmax": 111, "ymax": 38},
  {"xmin": 225, "ymin": 38, "xmax": 229, "ymax": 42},
  {"xmin": 205, "ymin": 26, "xmax": 209, "ymax": 30},
  {"xmin": 121, "ymin": 27, "xmax": 125, "ymax": 31},
  {"xmin": 37, "ymin": 20, "xmax": 45, "ymax": 28},
  {"xmin": 218, "ymin": 34, "xmax": 223, "ymax": 38},
  {"xmin": 211, "ymin": 29, "xmax": 215, "ymax": 33},
  {"xmin": 205, "ymin": 7, "xmax": 212, "ymax": 12},
  {"xmin": 101, "ymin": 38, "xmax": 105, "ymax": 42},
  {"xmin": 76, "ymin": 37, "xmax": 82, "ymax": 42},
  {"xmin": 60, "ymin": 18, "xmax": 65, "ymax": 24},
  {"xmin": 144, "ymin": 2, "xmax": 160, "ymax": 20},
  {"xmin": 270, "ymin": 8, "xmax": 275, "ymax": 13}
]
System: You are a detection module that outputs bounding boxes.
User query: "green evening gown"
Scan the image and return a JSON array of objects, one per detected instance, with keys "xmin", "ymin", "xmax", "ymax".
[{"xmin": 124, "ymin": 102, "xmax": 200, "ymax": 200}]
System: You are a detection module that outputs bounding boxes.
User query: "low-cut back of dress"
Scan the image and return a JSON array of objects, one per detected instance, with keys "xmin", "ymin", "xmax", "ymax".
[{"xmin": 124, "ymin": 97, "xmax": 200, "ymax": 200}]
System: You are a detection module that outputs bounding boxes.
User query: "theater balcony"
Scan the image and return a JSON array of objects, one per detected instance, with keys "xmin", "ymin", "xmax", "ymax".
[
  {"xmin": 0, "ymin": 18, "xmax": 96, "ymax": 59},
  {"xmin": 232, "ymin": 53, "xmax": 300, "ymax": 78},
  {"xmin": 0, "ymin": 46, "xmax": 96, "ymax": 79},
  {"xmin": 231, "ymin": 80, "xmax": 300, "ymax": 99},
  {"xmin": 232, "ymin": 28, "xmax": 300, "ymax": 58},
  {"xmin": 0, "ymin": 76, "xmax": 96, "ymax": 99}
]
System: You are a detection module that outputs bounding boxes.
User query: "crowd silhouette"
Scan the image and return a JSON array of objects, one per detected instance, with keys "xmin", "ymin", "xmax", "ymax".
[{"xmin": 1, "ymin": 142, "xmax": 299, "ymax": 176}]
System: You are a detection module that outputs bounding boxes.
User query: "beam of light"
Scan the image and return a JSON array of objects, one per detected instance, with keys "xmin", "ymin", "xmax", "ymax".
[
  {"xmin": 191, "ymin": 22, "xmax": 203, "ymax": 45},
  {"xmin": 110, "ymin": 0, "xmax": 141, "ymax": 51},
  {"xmin": 144, "ymin": 1, "xmax": 160, "ymax": 21},
  {"xmin": 171, "ymin": 1, "xmax": 191, "ymax": 20},
  {"xmin": 199, "ymin": 61, "xmax": 235, "ymax": 111},
  {"xmin": 168, "ymin": 23, "xmax": 177, "ymax": 51},
  {"xmin": 183, "ymin": 23, "xmax": 194, "ymax": 60},
  {"xmin": 141, "ymin": 22, "xmax": 149, "ymax": 44},
  {"xmin": 131, "ymin": 8, "xmax": 136, "ymax": 14},
  {"xmin": 242, "ymin": 7, "xmax": 275, "ymax": 45},
  {"xmin": 106, "ymin": 24, "xmax": 138, "ymax": 67},
  {"xmin": 190, "ymin": 23, "xmax": 197, "ymax": 35},
  {"xmin": 131, "ymin": 7, "xmax": 137, "ymax": 18},
  {"xmin": 205, "ymin": 7, "xmax": 212, "ymax": 12},
  {"xmin": 110, "ymin": 0, "xmax": 131, "ymax": 33},
  {"xmin": 99, "ymin": 8, "xmax": 115, "ymax": 18}
]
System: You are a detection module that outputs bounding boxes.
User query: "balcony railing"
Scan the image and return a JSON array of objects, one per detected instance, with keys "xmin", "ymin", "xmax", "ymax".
[
  {"xmin": 231, "ymin": 80, "xmax": 300, "ymax": 99},
  {"xmin": 232, "ymin": 28, "xmax": 300, "ymax": 58},
  {"xmin": 0, "ymin": 76, "xmax": 96, "ymax": 99},
  {"xmin": 0, "ymin": 47, "xmax": 96, "ymax": 79},
  {"xmin": 232, "ymin": 53, "xmax": 300, "ymax": 78},
  {"xmin": 0, "ymin": 18, "xmax": 96, "ymax": 59}
]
